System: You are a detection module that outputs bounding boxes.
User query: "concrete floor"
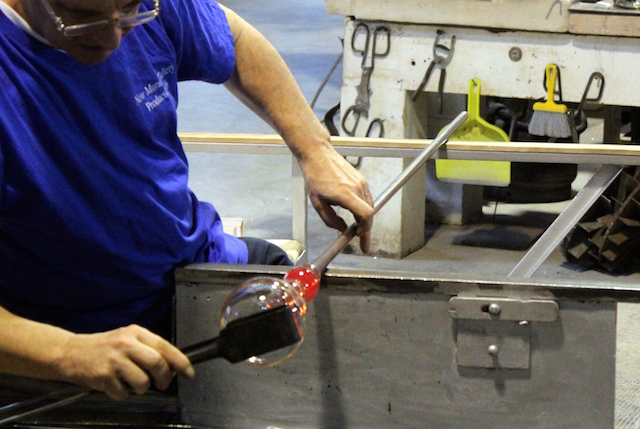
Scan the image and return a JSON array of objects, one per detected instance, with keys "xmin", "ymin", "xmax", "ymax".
[{"xmin": 178, "ymin": 1, "xmax": 640, "ymax": 427}]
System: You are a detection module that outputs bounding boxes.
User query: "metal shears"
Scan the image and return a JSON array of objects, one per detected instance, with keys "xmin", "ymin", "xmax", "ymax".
[
  {"xmin": 411, "ymin": 29, "xmax": 456, "ymax": 113},
  {"xmin": 341, "ymin": 22, "xmax": 391, "ymax": 136}
]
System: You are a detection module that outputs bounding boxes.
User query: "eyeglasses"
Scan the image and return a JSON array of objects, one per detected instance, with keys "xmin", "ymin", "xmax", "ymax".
[{"xmin": 40, "ymin": 0, "xmax": 160, "ymax": 37}]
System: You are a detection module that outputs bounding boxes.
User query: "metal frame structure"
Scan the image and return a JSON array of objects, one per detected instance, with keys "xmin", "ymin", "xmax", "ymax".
[{"xmin": 180, "ymin": 132, "xmax": 640, "ymax": 271}]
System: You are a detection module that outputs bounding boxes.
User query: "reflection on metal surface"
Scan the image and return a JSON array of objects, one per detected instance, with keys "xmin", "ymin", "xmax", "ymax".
[
  {"xmin": 615, "ymin": 0, "xmax": 640, "ymax": 9},
  {"xmin": 176, "ymin": 263, "xmax": 640, "ymax": 302}
]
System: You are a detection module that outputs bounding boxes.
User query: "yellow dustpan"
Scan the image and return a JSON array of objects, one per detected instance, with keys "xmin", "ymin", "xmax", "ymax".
[{"xmin": 436, "ymin": 78, "xmax": 511, "ymax": 186}]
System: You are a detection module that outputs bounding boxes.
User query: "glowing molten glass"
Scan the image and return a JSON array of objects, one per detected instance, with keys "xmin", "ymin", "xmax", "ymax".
[{"xmin": 284, "ymin": 265, "xmax": 321, "ymax": 302}]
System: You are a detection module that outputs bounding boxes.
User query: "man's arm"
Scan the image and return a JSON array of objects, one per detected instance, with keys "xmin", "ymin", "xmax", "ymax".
[
  {"xmin": 220, "ymin": 6, "xmax": 375, "ymax": 252},
  {"xmin": 0, "ymin": 306, "xmax": 194, "ymax": 400}
]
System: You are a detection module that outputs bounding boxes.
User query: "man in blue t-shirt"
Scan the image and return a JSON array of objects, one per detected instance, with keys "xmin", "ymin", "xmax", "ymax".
[{"xmin": 0, "ymin": 0, "xmax": 374, "ymax": 401}]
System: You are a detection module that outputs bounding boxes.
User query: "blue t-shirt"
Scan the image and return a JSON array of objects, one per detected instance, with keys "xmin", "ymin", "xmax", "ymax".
[{"xmin": 0, "ymin": 0, "xmax": 248, "ymax": 333}]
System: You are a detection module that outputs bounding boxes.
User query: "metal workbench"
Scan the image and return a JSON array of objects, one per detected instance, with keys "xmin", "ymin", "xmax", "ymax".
[{"xmin": 175, "ymin": 264, "xmax": 638, "ymax": 429}]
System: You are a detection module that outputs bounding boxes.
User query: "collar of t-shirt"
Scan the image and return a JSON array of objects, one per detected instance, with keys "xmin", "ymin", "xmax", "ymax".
[{"xmin": 0, "ymin": 1, "xmax": 51, "ymax": 45}]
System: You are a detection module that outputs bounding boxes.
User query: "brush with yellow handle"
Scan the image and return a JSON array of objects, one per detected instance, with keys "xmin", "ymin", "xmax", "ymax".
[{"xmin": 528, "ymin": 63, "xmax": 572, "ymax": 139}]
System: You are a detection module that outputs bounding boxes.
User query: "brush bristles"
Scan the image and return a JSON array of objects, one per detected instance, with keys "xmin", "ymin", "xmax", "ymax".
[{"xmin": 528, "ymin": 110, "xmax": 572, "ymax": 139}]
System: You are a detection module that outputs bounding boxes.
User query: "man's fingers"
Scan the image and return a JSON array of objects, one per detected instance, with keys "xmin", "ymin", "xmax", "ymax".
[
  {"xmin": 355, "ymin": 216, "xmax": 372, "ymax": 253},
  {"xmin": 59, "ymin": 326, "xmax": 196, "ymax": 401},
  {"xmin": 115, "ymin": 361, "xmax": 152, "ymax": 395},
  {"xmin": 309, "ymin": 195, "xmax": 348, "ymax": 232},
  {"xmin": 126, "ymin": 347, "xmax": 172, "ymax": 392},
  {"xmin": 103, "ymin": 377, "xmax": 131, "ymax": 401},
  {"xmin": 154, "ymin": 340, "xmax": 195, "ymax": 381},
  {"xmin": 309, "ymin": 193, "xmax": 373, "ymax": 254},
  {"xmin": 134, "ymin": 331, "xmax": 195, "ymax": 391},
  {"xmin": 363, "ymin": 184, "xmax": 375, "ymax": 208}
]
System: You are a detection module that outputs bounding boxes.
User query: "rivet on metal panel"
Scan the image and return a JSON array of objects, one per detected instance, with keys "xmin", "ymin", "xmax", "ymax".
[
  {"xmin": 455, "ymin": 319, "xmax": 531, "ymax": 369},
  {"xmin": 448, "ymin": 296, "xmax": 558, "ymax": 321},
  {"xmin": 450, "ymin": 294, "xmax": 558, "ymax": 369},
  {"xmin": 509, "ymin": 47, "xmax": 522, "ymax": 62},
  {"xmin": 487, "ymin": 303, "xmax": 501, "ymax": 316}
]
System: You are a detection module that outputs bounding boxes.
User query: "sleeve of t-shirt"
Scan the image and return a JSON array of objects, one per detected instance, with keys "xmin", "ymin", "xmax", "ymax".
[
  {"xmin": 159, "ymin": 0, "xmax": 236, "ymax": 84},
  {"xmin": 0, "ymin": 148, "xmax": 3, "ymax": 206}
]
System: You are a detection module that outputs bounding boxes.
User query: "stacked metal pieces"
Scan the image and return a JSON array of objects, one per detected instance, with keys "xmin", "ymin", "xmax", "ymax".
[{"xmin": 563, "ymin": 166, "xmax": 640, "ymax": 273}]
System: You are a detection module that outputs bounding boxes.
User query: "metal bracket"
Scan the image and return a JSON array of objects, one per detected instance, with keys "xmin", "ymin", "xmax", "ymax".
[{"xmin": 449, "ymin": 294, "xmax": 558, "ymax": 369}]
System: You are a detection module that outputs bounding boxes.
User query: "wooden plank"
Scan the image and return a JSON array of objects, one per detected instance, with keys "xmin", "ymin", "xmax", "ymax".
[
  {"xmin": 569, "ymin": 2, "xmax": 640, "ymax": 37},
  {"xmin": 178, "ymin": 132, "xmax": 640, "ymax": 156},
  {"xmin": 325, "ymin": 0, "xmax": 573, "ymax": 33}
]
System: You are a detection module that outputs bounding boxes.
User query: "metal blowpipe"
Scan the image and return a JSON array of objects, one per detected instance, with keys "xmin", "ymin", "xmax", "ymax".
[
  {"xmin": 282, "ymin": 110, "xmax": 468, "ymax": 303},
  {"xmin": 311, "ymin": 110, "xmax": 468, "ymax": 273}
]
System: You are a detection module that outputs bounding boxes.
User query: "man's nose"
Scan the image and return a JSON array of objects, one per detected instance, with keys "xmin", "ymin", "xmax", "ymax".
[{"xmin": 93, "ymin": 22, "xmax": 128, "ymax": 50}]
